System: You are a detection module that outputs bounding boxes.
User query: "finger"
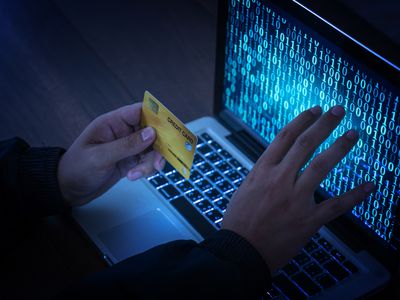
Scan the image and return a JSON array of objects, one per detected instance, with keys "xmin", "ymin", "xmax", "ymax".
[
  {"xmin": 297, "ymin": 129, "xmax": 359, "ymax": 192},
  {"xmin": 126, "ymin": 151, "xmax": 159, "ymax": 180},
  {"xmin": 281, "ymin": 105, "xmax": 345, "ymax": 175},
  {"xmin": 315, "ymin": 182, "xmax": 375, "ymax": 224},
  {"xmin": 81, "ymin": 103, "xmax": 143, "ymax": 143},
  {"xmin": 112, "ymin": 103, "xmax": 143, "ymax": 128},
  {"xmin": 257, "ymin": 106, "xmax": 322, "ymax": 165},
  {"xmin": 153, "ymin": 151, "xmax": 166, "ymax": 171},
  {"xmin": 99, "ymin": 126, "xmax": 156, "ymax": 164}
]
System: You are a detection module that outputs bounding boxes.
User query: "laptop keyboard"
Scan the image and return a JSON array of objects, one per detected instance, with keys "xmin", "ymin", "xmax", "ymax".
[
  {"xmin": 265, "ymin": 231, "xmax": 359, "ymax": 299},
  {"xmin": 147, "ymin": 132, "xmax": 359, "ymax": 299}
]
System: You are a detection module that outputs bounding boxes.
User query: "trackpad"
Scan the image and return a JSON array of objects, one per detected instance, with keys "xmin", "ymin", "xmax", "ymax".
[{"xmin": 98, "ymin": 209, "xmax": 186, "ymax": 261}]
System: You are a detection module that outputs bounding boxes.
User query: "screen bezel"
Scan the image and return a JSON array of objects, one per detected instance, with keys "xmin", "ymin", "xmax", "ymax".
[{"xmin": 213, "ymin": 0, "xmax": 400, "ymax": 264}]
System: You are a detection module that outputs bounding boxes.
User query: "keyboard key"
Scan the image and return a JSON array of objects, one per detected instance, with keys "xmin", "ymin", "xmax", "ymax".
[
  {"xmin": 239, "ymin": 167, "xmax": 249, "ymax": 176},
  {"xmin": 196, "ymin": 179, "xmax": 212, "ymax": 191},
  {"xmin": 197, "ymin": 136, "xmax": 206, "ymax": 145},
  {"xmin": 201, "ymin": 132, "xmax": 212, "ymax": 141},
  {"xmin": 149, "ymin": 175, "xmax": 168, "ymax": 187},
  {"xmin": 294, "ymin": 251, "xmax": 311, "ymax": 266},
  {"xmin": 195, "ymin": 200, "xmax": 214, "ymax": 212},
  {"xmin": 158, "ymin": 184, "xmax": 180, "ymax": 200},
  {"xmin": 331, "ymin": 249, "xmax": 346, "ymax": 262},
  {"xmin": 198, "ymin": 162, "xmax": 214, "ymax": 174},
  {"xmin": 214, "ymin": 198, "xmax": 229, "ymax": 211},
  {"xmin": 193, "ymin": 154, "xmax": 205, "ymax": 165},
  {"xmin": 225, "ymin": 170, "xmax": 242, "ymax": 182},
  {"xmin": 177, "ymin": 181, "xmax": 194, "ymax": 193},
  {"xmin": 216, "ymin": 180, "xmax": 234, "ymax": 193},
  {"xmin": 204, "ymin": 188, "xmax": 223, "ymax": 201},
  {"xmin": 292, "ymin": 272, "xmax": 321, "ymax": 296},
  {"xmin": 189, "ymin": 170, "xmax": 202, "ymax": 181},
  {"xmin": 229, "ymin": 158, "xmax": 243, "ymax": 169},
  {"xmin": 304, "ymin": 240, "xmax": 319, "ymax": 253},
  {"xmin": 170, "ymin": 196, "xmax": 216, "ymax": 238},
  {"xmin": 273, "ymin": 273, "xmax": 307, "ymax": 300},
  {"xmin": 318, "ymin": 238, "xmax": 333, "ymax": 251},
  {"xmin": 264, "ymin": 287, "xmax": 280, "ymax": 299},
  {"xmin": 234, "ymin": 178, "xmax": 243, "ymax": 187},
  {"xmin": 198, "ymin": 144, "xmax": 213, "ymax": 155},
  {"xmin": 219, "ymin": 149, "xmax": 232, "ymax": 159},
  {"xmin": 304, "ymin": 262, "xmax": 323, "ymax": 278},
  {"xmin": 225, "ymin": 190, "xmax": 235, "ymax": 199},
  {"xmin": 343, "ymin": 260, "xmax": 359, "ymax": 274},
  {"xmin": 205, "ymin": 152, "xmax": 223, "ymax": 164},
  {"xmin": 186, "ymin": 190, "xmax": 203, "ymax": 202},
  {"xmin": 216, "ymin": 161, "xmax": 233, "ymax": 173},
  {"xmin": 163, "ymin": 162, "xmax": 175, "ymax": 174},
  {"xmin": 312, "ymin": 232, "xmax": 321, "ymax": 240},
  {"xmin": 167, "ymin": 171, "xmax": 184, "ymax": 183},
  {"xmin": 282, "ymin": 261, "xmax": 299, "ymax": 276},
  {"xmin": 209, "ymin": 141, "xmax": 223, "ymax": 151},
  {"xmin": 312, "ymin": 249, "xmax": 331, "ymax": 264},
  {"xmin": 205, "ymin": 209, "xmax": 223, "ymax": 223},
  {"xmin": 207, "ymin": 171, "xmax": 224, "ymax": 183},
  {"xmin": 323, "ymin": 259, "xmax": 350, "ymax": 281},
  {"xmin": 315, "ymin": 273, "xmax": 336, "ymax": 289}
]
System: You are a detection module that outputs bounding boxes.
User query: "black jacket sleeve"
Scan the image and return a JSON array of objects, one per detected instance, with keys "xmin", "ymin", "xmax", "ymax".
[
  {"xmin": 0, "ymin": 137, "xmax": 271, "ymax": 299},
  {"xmin": 0, "ymin": 137, "xmax": 66, "ymax": 254},
  {"xmin": 58, "ymin": 229, "xmax": 271, "ymax": 299}
]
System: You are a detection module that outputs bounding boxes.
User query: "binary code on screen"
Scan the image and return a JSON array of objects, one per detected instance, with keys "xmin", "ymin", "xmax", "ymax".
[{"xmin": 223, "ymin": 0, "xmax": 400, "ymax": 249}]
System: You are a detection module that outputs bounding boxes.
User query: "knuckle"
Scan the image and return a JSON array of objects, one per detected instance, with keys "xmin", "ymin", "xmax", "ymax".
[
  {"xmin": 309, "ymin": 155, "xmax": 327, "ymax": 173},
  {"xmin": 276, "ymin": 127, "xmax": 293, "ymax": 142},
  {"xmin": 302, "ymin": 109, "xmax": 316, "ymax": 121},
  {"xmin": 122, "ymin": 134, "xmax": 138, "ymax": 149},
  {"xmin": 329, "ymin": 197, "xmax": 344, "ymax": 214},
  {"xmin": 337, "ymin": 136, "xmax": 352, "ymax": 153},
  {"xmin": 120, "ymin": 135, "xmax": 131, "ymax": 149},
  {"xmin": 296, "ymin": 134, "xmax": 314, "ymax": 150},
  {"xmin": 265, "ymin": 170, "xmax": 285, "ymax": 191}
]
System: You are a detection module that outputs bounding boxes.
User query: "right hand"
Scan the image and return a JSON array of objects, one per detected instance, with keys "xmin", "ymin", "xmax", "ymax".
[
  {"xmin": 58, "ymin": 103, "xmax": 165, "ymax": 207},
  {"xmin": 222, "ymin": 105, "xmax": 375, "ymax": 273}
]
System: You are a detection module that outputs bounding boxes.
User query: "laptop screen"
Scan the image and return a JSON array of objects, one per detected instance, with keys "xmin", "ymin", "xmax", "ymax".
[{"xmin": 221, "ymin": 0, "xmax": 400, "ymax": 253}]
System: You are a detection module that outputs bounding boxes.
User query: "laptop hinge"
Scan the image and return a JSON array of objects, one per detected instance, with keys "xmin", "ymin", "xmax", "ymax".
[{"xmin": 226, "ymin": 130, "xmax": 265, "ymax": 163}]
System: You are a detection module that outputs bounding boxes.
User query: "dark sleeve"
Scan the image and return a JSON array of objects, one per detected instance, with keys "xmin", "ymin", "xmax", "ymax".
[
  {"xmin": 0, "ymin": 137, "xmax": 66, "ymax": 253},
  {"xmin": 57, "ymin": 229, "xmax": 271, "ymax": 299}
]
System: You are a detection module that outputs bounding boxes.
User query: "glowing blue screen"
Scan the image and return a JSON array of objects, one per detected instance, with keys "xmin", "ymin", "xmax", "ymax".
[{"xmin": 223, "ymin": 0, "xmax": 400, "ymax": 250}]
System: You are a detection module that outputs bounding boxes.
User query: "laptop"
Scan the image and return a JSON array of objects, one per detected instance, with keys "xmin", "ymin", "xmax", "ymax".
[{"xmin": 72, "ymin": 0, "xmax": 400, "ymax": 298}]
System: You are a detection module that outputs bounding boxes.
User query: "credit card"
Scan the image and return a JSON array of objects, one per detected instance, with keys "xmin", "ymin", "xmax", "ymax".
[{"xmin": 140, "ymin": 90, "xmax": 198, "ymax": 179}]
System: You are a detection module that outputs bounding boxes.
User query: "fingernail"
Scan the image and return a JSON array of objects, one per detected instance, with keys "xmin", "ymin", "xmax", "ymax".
[
  {"xmin": 160, "ymin": 158, "xmax": 165, "ymax": 171},
  {"xmin": 331, "ymin": 106, "xmax": 345, "ymax": 117},
  {"xmin": 310, "ymin": 105, "xmax": 322, "ymax": 115},
  {"xmin": 127, "ymin": 171, "xmax": 142, "ymax": 181},
  {"xmin": 345, "ymin": 129, "xmax": 358, "ymax": 140},
  {"xmin": 364, "ymin": 182, "xmax": 375, "ymax": 193},
  {"xmin": 141, "ymin": 127, "xmax": 155, "ymax": 142},
  {"xmin": 157, "ymin": 158, "xmax": 165, "ymax": 171}
]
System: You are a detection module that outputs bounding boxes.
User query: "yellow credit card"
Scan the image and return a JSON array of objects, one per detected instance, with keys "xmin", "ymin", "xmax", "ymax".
[{"xmin": 140, "ymin": 91, "xmax": 198, "ymax": 179}]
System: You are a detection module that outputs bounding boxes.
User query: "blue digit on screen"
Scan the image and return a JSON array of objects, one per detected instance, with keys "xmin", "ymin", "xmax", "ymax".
[{"xmin": 223, "ymin": 0, "xmax": 400, "ymax": 249}]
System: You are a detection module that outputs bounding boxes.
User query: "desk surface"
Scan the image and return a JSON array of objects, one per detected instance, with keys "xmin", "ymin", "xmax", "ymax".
[{"xmin": 0, "ymin": 0, "xmax": 399, "ymax": 298}]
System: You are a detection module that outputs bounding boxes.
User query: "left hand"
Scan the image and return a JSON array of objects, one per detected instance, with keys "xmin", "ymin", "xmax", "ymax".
[
  {"xmin": 222, "ymin": 105, "xmax": 373, "ymax": 273},
  {"xmin": 58, "ymin": 103, "xmax": 165, "ymax": 207}
]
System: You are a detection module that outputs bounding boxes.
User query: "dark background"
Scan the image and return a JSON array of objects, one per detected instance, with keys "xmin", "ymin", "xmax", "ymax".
[{"xmin": 0, "ymin": 0, "xmax": 399, "ymax": 298}]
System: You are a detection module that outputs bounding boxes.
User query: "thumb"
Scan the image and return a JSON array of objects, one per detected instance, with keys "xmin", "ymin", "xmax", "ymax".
[{"xmin": 99, "ymin": 127, "xmax": 156, "ymax": 164}]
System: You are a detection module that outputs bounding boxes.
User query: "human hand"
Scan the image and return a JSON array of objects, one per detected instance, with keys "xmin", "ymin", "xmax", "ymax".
[
  {"xmin": 222, "ymin": 106, "xmax": 374, "ymax": 273},
  {"xmin": 58, "ymin": 103, "xmax": 165, "ymax": 207}
]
